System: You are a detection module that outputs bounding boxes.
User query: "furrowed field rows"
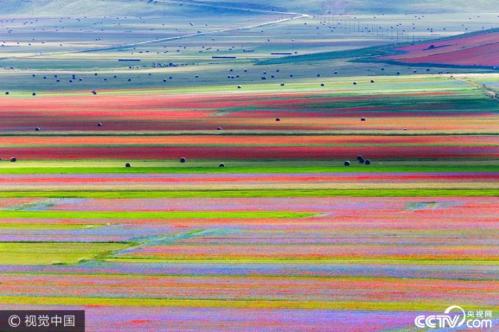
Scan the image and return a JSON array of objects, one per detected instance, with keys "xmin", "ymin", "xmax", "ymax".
[
  {"xmin": 0, "ymin": 4, "xmax": 498, "ymax": 330},
  {"xmin": 0, "ymin": 76, "xmax": 497, "ymax": 134},
  {"xmin": 1, "ymin": 195, "xmax": 498, "ymax": 322},
  {"xmin": 0, "ymin": 74, "xmax": 497, "ymax": 331}
]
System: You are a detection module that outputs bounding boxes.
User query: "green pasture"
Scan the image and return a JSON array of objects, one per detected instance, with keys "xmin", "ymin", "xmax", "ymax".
[
  {"xmin": 0, "ymin": 223, "xmax": 101, "ymax": 230},
  {"xmin": 0, "ymin": 73, "xmax": 490, "ymax": 97},
  {"xmin": 0, "ymin": 159, "xmax": 497, "ymax": 174},
  {"xmin": 0, "ymin": 242, "xmax": 128, "ymax": 265}
]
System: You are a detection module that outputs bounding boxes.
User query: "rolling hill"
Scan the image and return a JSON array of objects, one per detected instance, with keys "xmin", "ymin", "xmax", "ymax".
[{"xmin": 383, "ymin": 29, "xmax": 499, "ymax": 68}]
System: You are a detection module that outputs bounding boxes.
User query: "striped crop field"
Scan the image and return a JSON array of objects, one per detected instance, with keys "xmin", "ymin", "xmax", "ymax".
[
  {"xmin": 0, "ymin": 71, "xmax": 498, "ymax": 331},
  {"xmin": 1, "ymin": 2, "xmax": 499, "ymax": 328}
]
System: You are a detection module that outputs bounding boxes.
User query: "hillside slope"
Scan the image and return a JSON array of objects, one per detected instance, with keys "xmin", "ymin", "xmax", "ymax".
[{"xmin": 384, "ymin": 29, "xmax": 499, "ymax": 68}]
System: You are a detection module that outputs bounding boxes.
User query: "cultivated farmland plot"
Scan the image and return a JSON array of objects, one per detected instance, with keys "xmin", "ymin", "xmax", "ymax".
[{"xmin": 0, "ymin": 1, "xmax": 498, "ymax": 331}]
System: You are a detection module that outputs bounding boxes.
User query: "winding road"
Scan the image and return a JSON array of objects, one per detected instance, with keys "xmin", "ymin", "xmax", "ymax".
[{"xmin": 3, "ymin": 0, "xmax": 310, "ymax": 58}]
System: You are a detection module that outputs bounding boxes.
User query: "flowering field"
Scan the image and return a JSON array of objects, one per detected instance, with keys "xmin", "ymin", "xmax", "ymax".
[
  {"xmin": 384, "ymin": 30, "xmax": 499, "ymax": 68},
  {"xmin": 0, "ymin": 71, "xmax": 497, "ymax": 330}
]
